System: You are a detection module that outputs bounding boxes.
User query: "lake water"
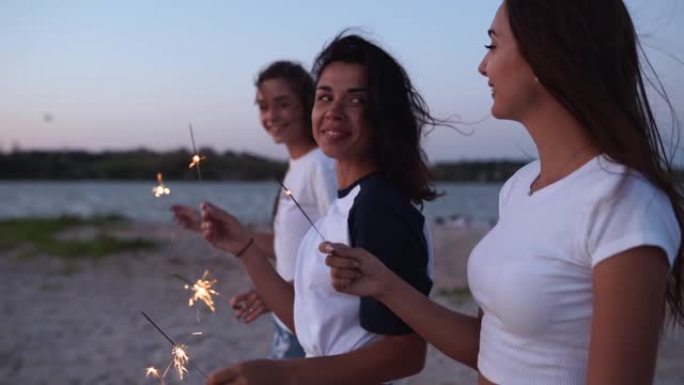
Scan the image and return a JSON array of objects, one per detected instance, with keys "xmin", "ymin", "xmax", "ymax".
[{"xmin": 0, "ymin": 181, "xmax": 502, "ymax": 225}]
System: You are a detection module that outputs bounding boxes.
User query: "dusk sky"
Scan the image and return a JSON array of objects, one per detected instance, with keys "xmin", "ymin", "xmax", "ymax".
[{"xmin": 2, "ymin": 0, "xmax": 683, "ymax": 162}]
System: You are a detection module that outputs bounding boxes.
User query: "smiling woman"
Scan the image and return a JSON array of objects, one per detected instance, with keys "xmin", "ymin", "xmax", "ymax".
[{"xmin": 197, "ymin": 33, "xmax": 443, "ymax": 385}]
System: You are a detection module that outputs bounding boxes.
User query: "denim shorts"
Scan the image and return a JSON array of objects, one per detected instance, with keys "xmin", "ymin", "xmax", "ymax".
[{"xmin": 267, "ymin": 318, "xmax": 305, "ymax": 359}]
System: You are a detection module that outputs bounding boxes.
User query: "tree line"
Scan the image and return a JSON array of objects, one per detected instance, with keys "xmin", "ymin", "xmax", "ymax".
[{"xmin": 0, "ymin": 149, "xmax": 539, "ymax": 182}]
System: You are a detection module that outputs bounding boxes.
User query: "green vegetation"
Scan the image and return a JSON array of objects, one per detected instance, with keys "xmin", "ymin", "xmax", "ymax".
[
  {"xmin": 0, "ymin": 149, "xmax": 530, "ymax": 182},
  {"xmin": 0, "ymin": 215, "xmax": 156, "ymax": 259},
  {"xmin": 0, "ymin": 149, "xmax": 287, "ymax": 180}
]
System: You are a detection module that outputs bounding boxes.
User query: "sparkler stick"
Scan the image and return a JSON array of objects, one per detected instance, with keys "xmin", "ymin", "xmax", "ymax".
[
  {"xmin": 276, "ymin": 179, "xmax": 326, "ymax": 241},
  {"xmin": 140, "ymin": 311, "xmax": 209, "ymax": 380},
  {"xmin": 188, "ymin": 124, "xmax": 205, "ymax": 180}
]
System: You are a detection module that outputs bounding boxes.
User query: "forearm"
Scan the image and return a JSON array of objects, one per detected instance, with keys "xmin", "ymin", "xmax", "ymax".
[
  {"xmin": 239, "ymin": 245, "xmax": 295, "ymax": 331},
  {"xmin": 253, "ymin": 232, "xmax": 275, "ymax": 258},
  {"xmin": 379, "ymin": 273, "xmax": 481, "ymax": 369},
  {"xmin": 284, "ymin": 334, "xmax": 426, "ymax": 385}
]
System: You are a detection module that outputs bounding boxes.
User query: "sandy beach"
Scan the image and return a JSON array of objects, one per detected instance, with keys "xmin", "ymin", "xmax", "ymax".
[{"xmin": 2, "ymin": 221, "xmax": 682, "ymax": 385}]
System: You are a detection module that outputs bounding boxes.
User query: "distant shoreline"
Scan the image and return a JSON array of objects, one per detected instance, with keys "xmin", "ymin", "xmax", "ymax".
[{"xmin": 0, "ymin": 149, "xmax": 527, "ymax": 182}]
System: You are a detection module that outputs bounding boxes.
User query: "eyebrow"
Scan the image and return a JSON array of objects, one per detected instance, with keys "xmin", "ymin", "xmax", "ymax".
[
  {"xmin": 255, "ymin": 95, "xmax": 290, "ymax": 104},
  {"xmin": 316, "ymin": 85, "xmax": 368, "ymax": 93}
]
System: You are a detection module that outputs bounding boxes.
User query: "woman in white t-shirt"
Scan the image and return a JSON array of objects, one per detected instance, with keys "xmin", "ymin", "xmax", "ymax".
[
  {"xmin": 199, "ymin": 34, "xmax": 440, "ymax": 385},
  {"xmin": 324, "ymin": 1, "xmax": 684, "ymax": 385},
  {"xmin": 172, "ymin": 61, "xmax": 337, "ymax": 360}
]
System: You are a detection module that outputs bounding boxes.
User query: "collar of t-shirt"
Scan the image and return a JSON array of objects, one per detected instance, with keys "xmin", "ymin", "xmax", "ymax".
[{"xmin": 338, "ymin": 171, "xmax": 382, "ymax": 198}]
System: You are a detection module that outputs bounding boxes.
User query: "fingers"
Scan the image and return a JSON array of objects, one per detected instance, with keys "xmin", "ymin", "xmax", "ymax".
[
  {"xmin": 331, "ymin": 277, "xmax": 354, "ymax": 291},
  {"xmin": 230, "ymin": 290, "xmax": 269, "ymax": 323},
  {"xmin": 242, "ymin": 303, "xmax": 267, "ymax": 323},
  {"xmin": 318, "ymin": 241, "xmax": 349, "ymax": 254}
]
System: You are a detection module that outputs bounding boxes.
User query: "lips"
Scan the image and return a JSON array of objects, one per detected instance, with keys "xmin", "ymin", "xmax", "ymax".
[{"xmin": 320, "ymin": 127, "xmax": 351, "ymax": 140}]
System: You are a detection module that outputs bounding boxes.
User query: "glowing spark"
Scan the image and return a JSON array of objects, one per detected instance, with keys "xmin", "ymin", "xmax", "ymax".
[
  {"xmin": 172, "ymin": 345, "xmax": 190, "ymax": 380},
  {"xmin": 276, "ymin": 179, "xmax": 326, "ymax": 241},
  {"xmin": 146, "ymin": 366, "xmax": 160, "ymax": 378},
  {"xmin": 186, "ymin": 270, "xmax": 219, "ymax": 312},
  {"xmin": 152, "ymin": 173, "xmax": 171, "ymax": 197},
  {"xmin": 187, "ymin": 124, "xmax": 205, "ymax": 181},
  {"xmin": 188, "ymin": 154, "xmax": 206, "ymax": 169}
]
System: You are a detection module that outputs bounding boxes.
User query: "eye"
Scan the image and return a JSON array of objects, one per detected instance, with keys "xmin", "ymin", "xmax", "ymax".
[{"xmin": 349, "ymin": 96, "xmax": 365, "ymax": 105}]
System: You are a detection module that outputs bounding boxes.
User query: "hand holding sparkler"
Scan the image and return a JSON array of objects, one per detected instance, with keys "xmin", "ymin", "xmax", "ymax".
[
  {"xmin": 321, "ymin": 242, "xmax": 389, "ymax": 298},
  {"xmin": 229, "ymin": 289, "xmax": 270, "ymax": 323},
  {"xmin": 200, "ymin": 201, "xmax": 254, "ymax": 257},
  {"xmin": 170, "ymin": 204, "xmax": 201, "ymax": 232}
]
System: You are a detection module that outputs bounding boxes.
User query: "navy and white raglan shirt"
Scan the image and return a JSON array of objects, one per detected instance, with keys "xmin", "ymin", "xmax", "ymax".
[{"xmin": 293, "ymin": 172, "xmax": 433, "ymax": 357}]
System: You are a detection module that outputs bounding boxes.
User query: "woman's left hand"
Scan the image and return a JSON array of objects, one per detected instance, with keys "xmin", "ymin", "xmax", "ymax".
[
  {"xmin": 206, "ymin": 359, "xmax": 289, "ymax": 385},
  {"xmin": 321, "ymin": 242, "xmax": 392, "ymax": 299}
]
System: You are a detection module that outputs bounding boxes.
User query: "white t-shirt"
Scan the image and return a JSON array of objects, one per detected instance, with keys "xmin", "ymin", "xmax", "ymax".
[
  {"xmin": 294, "ymin": 173, "xmax": 433, "ymax": 357},
  {"xmin": 273, "ymin": 147, "xmax": 336, "ymax": 282},
  {"xmin": 468, "ymin": 155, "xmax": 680, "ymax": 385}
]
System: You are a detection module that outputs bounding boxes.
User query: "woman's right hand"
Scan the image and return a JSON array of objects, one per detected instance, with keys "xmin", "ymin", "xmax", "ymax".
[
  {"xmin": 200, "ymin": 201, "xmax": 253, "ymax": 256},
  {"xmin": 170, "ymin": 204, "xmax": 201, "ymax": 232},
  {"xmin": 321, "ymin": 242, "xmax": 392, "ymax": 299}
]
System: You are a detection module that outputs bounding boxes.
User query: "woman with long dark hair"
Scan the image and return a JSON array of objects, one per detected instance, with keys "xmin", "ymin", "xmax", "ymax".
[
  {"xmin": 200, "ymin": 34, "xmax": 440, "ymax": 384},
  {"xmin": 325, "ymin": 1, "xmax": 683, "ymax": 384}
]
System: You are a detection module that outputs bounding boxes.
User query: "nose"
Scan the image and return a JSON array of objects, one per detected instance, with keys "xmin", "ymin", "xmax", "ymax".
[
  {"xmin": 325, "ymin": 99, "xmax": 345, "ymax": 121},
  {"xmin": 478, "ymin": 55, "xmax": 488, "ymax": 77}
]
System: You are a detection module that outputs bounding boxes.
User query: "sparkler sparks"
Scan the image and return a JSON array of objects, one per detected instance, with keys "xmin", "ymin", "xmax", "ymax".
[
  {"xmin": 276, "ymin": 179, "xmax": 326, "ymax": 241},
  {"xmin": 140, "ymin": 311, "xmax": 209, "ymax": 380},
  {"xmin": 172, "ymin": 345, "xmax": 189, "ymax": 380},
  {"xmin": 184, "ymin": 270, "xmax": 219, "ymax": 312},
  {"xmin": 152, "ymin": 173, "xmax": 171, "ymax": 197},
  {"xmin": 145, "ymin": 366, "xmax": 160, "ymax": 378}
]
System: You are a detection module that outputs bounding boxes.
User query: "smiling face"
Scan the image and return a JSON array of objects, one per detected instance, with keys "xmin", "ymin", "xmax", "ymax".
[
  {"xmin": 312, "ymin": 61, "xmax": 374, "ymax": 163},
  {"xmin": 478, "ymin": 4, "xmax": 541, "ymax": 122},
  {"xmin": 256, "ymin": 78, "xmax": 308, "ymax": 145}
]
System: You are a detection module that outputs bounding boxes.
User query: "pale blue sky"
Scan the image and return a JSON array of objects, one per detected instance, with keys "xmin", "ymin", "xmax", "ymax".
[{"xmin": 1, "ymin": 0, "xmax": 682, "ymax": 162}]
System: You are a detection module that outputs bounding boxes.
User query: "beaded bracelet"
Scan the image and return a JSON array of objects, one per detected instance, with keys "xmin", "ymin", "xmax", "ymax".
[{"xmin": 235, "ymin": 237, "xmax": 255, "ymax": 258}]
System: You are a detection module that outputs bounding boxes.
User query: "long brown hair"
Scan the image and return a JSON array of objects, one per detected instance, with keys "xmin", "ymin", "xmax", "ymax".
[{"xmin": 506, "ymin": 0, "xmax": 684, "ymax": 325}]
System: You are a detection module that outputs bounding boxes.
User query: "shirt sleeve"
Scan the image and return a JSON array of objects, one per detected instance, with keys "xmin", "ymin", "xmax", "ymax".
[
  {"xmin": 349, "ymin": 194, "xmax": 433, "ymax": 335},
  {"xmin": 584, "ymin": 180, "xmax": 680, "ymax": 268}
]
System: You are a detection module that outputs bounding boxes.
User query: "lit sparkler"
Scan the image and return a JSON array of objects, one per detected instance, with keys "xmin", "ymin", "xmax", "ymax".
[
  {"xmin": 145, "ymin": 366, "xmax": 160, "ymax": 378},
  {"xmin": 187, "ymin": 124, "xmax": 205, "ymax": 179},
  {"xmin": 276, "ymin": 179, "xmax": 326, "ymax": 241},
  {"xmin": 140, "ymin": 311, "xmax": 209, "ymax": 380},
  {"xmin": 152, "ymin": 173, "xmax": 171, "ymax": 197},
  {"xmin": 173, "ymin": 272, "xmax": 220, "ymax": 313}
]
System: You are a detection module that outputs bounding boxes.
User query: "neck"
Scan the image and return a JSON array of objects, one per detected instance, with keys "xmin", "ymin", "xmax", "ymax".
[
  {"xmin": 335, "ymin": 157, "xmax": 379, "ymax": 190},
  {"xmin": 285, "ymin": 138, "xmax": 317, "ymax": 160},
  {"xmin": 521, "ymin": 98, "xmax": 600, "ymax": 188}
]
